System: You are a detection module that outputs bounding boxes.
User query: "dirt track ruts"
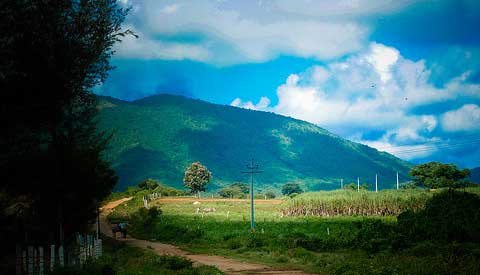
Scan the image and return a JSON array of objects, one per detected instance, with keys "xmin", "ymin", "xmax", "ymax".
[{"xmin": 100, "ymin": 198, "xmax": 315, "ymax": 275}]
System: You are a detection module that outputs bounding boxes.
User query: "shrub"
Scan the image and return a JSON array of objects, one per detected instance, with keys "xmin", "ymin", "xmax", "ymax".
[
  {"xmin": 281, "ymin": 183, "xmax": 303, "ymax": 195},
  {"xmin": 397, "ymin": 190, "xmax": 480, "ymax": 242},
  {"xmin": 265, "ymin": 191, "xmax": 276, "ymax": 199}
]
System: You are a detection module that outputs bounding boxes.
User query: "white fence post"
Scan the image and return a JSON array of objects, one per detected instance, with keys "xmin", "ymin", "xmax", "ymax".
[{"xmin": 50, "ymin": 245, "xmax": 55, "ymax": 271}]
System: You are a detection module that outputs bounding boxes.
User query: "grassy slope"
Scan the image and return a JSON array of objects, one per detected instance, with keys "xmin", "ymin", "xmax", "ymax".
[{"xmin": 98, "ymin": 94, "xmax": 412, "ymax": 191}]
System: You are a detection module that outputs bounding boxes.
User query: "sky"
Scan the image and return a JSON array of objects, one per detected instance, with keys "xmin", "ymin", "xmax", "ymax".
[{"xmin": 97, "ymin": 0, "xmax": 480, "ymax": 168}]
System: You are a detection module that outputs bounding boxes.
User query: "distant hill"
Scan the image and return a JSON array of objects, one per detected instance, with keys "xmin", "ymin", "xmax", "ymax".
[
  {"xmin": 97, "ymin": 94, "xmax": 412, "ymax": 191},
  {"xmin": 469, "ymin": 167, "xmax": 480, "ymax": 184}
]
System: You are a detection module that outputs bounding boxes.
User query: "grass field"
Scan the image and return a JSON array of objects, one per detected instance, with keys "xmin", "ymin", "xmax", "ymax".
[{"xmin": 108, "ymin": 188, "xmax": 480, "ymax": 274}]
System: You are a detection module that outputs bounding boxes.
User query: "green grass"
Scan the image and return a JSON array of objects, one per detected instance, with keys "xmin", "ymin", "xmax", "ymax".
[
  {"xmin": 50, "ymin": 237, "xmax": 223, "ymax": 275},
  {"xmin": 107, "ymin": 188, "xmax": 480, "ymax": 274}
]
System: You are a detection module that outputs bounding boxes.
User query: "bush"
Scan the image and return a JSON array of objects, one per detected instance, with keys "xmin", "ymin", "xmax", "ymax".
[
  {"xmin": 281, "ymin": 183, "xmax": 303, "ymax": 195},
  {"xmin": 265, "ymin": 191, "xmax": 276, "ymax": 199},
  {"xmin": 397, "ymin": 190, "xmax": 480, "ymax": 242},
  {"xmin": 138, "ymin": 178, "xmax": 160, "ymax": 190},
  {"xmin": 129, "ymin": 207, "xmax": 162, "ymax": 237}
]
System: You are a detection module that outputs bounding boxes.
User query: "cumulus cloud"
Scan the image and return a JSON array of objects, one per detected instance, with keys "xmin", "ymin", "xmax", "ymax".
[
  {"xmin": 115, "ymin": 0, "xmax": 372, "ymax": 64},
  {"xmin": 231, "ymin": 96, "xmax": 270, "ymax": 110},
  {"xmin": 231, "ymin": 42, "xmax": 480, "ymax": 159},
  {"xmin": 442, "ymin": 104, "xmax": 480, "ymax": 132}
]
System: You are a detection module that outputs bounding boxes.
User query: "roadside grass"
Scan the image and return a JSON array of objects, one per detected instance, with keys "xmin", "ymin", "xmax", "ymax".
[
  {"xmin": 107, "ymin": 188, "xmax": 480, "ymax": 274},
  {"xmin": 50, "ymin": 236, "xmax": 223, "ymax": 275}
]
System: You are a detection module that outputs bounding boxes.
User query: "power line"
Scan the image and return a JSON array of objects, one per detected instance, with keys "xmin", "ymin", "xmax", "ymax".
[
  {"xmin": 374, "ymin": 132, "xmax": 480, "ymax": 151},
  {"xmin": 390, "ymin": 139, "xmax": 480, "ymax": 155}
]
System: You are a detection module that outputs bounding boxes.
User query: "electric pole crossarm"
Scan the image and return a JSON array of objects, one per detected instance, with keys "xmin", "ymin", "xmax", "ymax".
[{"xmin": 240, "ymin": 158, "xmax": 263, "ymax": 233}]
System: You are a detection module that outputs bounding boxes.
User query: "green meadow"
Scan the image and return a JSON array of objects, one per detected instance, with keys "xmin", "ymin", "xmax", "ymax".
[{"xmin": 108, "ymin": 188, "xmax": 480, "ymax": 274}]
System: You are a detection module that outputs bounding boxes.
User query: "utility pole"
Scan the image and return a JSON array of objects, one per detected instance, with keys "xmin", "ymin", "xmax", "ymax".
[
  {"xmin": 357, "ymin": 177, "xmax": 360, "ymax": 192},
  {"xmin": 375, "ymin": 174, "xmax": 378, "ymax": 193},
  {"xmin": 396, "ymin": 172, "xmax": 399, "ymax": 190},
  {"xmin": 241, "ymin": 159, "xmax": 263, "ymax": 232}
]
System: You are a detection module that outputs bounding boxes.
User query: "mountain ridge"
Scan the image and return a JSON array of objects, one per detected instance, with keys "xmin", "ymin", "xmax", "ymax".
[{"xmin": 97, "ymin": 93, "xmax": 412, "ymax": 191}]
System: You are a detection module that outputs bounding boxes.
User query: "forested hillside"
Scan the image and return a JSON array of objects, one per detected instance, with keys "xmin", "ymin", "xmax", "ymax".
[{"xmin": 98, "ymin": 94, "xmax": 412, "ymax": 191}]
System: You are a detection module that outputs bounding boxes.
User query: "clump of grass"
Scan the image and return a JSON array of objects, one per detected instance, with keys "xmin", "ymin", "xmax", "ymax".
[{"xmin": 282, "ymin": 189, "xmax": 431, "ymax": 217}]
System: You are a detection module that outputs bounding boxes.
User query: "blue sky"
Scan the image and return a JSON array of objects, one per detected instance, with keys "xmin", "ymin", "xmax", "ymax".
[{"xmin": 98, "ymin": 0, "xmax": 480, "ymax": 168}]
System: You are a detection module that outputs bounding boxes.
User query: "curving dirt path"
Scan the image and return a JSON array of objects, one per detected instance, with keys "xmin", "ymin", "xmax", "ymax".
[{"xmin": 100, "ymin": 198, "xmax": 314, "ymax": 275}]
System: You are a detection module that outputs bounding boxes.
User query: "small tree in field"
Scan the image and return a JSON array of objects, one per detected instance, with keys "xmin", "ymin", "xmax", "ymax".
[
  {"xmin": 184, "ymin": 161, "xmax": 211, "ymax": 198},
  {"xmin": 281, "ymin": 183, "xmax": 303, "ymax": 196}
]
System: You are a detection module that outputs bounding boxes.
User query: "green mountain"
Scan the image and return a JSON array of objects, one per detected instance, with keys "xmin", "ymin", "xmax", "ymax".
[
  {"xmin": 97, "ymin": 94, "xmax": 412, "ymax": 191},
  {"xmin": 469, "ymin": 167, "xmax": 480, "ymax": 184}
]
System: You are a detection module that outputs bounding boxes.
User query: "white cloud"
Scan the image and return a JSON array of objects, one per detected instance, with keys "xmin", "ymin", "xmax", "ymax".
[
  {"xmin": 231, "ymin": 42, "xmax": 480, "ymax": 159},
  {"xmin": 114, "ymin": 26, "xmax": 210, "ymax": 61},
  {"xmin": 365, "ymin": 42, "xmax": 399, "ymax": 82},
  {"xmin": 161, "ymin": 3, "xmax": 181, "ymax": 14},
  {"xmin": 116, "ymin": 0, "xmax": 370, "ymax": 64},
  {"xmin": 230, "ymin": 96, "xmax": 270, "ymax": 110},
  {"xmin": 275, "ymin": 0, "xmax": 414, "ymax": 17},
  {"xmin": 442, "ymin": 104, "xmax": 480, "ymax": 132}
]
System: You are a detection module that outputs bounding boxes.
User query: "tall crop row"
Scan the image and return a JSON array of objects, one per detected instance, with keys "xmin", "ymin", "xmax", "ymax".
[{"xmin": 281, "ymin": 190, "xmax": 431, "ymax": 217}]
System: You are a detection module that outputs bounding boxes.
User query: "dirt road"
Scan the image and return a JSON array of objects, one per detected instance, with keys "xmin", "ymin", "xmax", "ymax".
[{"xmin": 100, "ymin": 198, "xmax": 313, "ymax": 275}]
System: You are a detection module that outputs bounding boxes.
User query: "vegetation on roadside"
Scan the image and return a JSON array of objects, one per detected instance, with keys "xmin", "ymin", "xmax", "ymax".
[
  {"xmin": 104, "ymin": 178, "xmax": 185, "ymax": 204},
  {"xmin": 50, "ymin": 237, "xmax": 223, "ymax": 275}
]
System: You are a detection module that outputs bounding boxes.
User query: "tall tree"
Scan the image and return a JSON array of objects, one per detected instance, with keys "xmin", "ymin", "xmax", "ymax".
[
  {"xmin": 183, "ymin": 162, "xmax": 212, "ymax": 198},
  {"xmin": 0, "ymin": 0, "xmax": 129, "ymax": 244},
  {"xmin": 409, "ymin": 162, "xmax": 471, "ymax": 189}
]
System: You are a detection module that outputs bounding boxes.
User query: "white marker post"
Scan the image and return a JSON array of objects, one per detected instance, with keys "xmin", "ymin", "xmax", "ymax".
[
  {"xmin": 375, "ymin": 174, "xmax": 378, "ymax": 193},
  {"xmin": 396, "ymin": 172, "xmax": 399, "ymax": 190},
  {"xmin": 357, "ymin": 177, "xmax": 360, "ymax": 192}
]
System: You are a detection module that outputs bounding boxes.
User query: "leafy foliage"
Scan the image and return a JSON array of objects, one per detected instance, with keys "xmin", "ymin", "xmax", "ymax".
[
  {"xmin": 264, "ymin": 191, "xmax": 276, "ymax": 199},
  {"xmin": 410, "ymin": 162, "xmax": 471, "ymax": 189},
  {"xmin": 218, "ymin": 182, "xmax": 249, "ymax": 198},
  {"xmin": 138, "ymin": 178, "xmax": 160, "ymax": 190},
  {"xmin": 218, "ymin": 186, "xmax": 245, "ymax": 198},
  {"xmin": 397, "ymin": 190, "xmax": 480, "ymax": 242},
  {"xmin": 281, "ymin": 183, "xmax": 303, "ymax": 195},
  {"xmin": 0, "ymin": 0, "xmax": 127, "ymax": 244},
  {"xmin": 183, "ymin": 161, "xmax": 212, "ymax": 196},
  {"xmin": 97, "ymin": 94, "xmax": 412, "ymax": 190}
]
